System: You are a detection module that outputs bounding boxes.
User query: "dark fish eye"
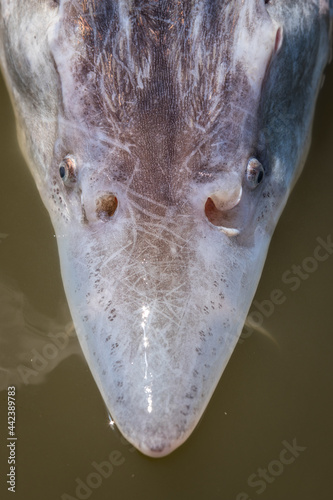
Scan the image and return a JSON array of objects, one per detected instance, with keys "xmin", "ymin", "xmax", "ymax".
[
  {"xmin": 59, "ymin": 155, "xmax": 77, "ymax": 185},
  {"xmin": 246, "ymin": 158, "xmax": 265, "ymax": 189}
]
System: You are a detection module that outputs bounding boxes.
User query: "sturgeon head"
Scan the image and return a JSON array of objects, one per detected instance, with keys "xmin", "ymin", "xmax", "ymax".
[{"xmin": 0, "ymin": 0, "xmax": 331, "ymax": 457}]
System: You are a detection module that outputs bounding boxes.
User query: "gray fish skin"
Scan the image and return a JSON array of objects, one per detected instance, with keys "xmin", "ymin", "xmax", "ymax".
[{"xmin": 0, "ymin": 1, "xmax": 331, "ymax": 457}]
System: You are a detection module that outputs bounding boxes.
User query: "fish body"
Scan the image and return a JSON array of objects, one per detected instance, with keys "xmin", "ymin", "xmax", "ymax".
[{"xmin": 0, "ymin": 0, "xmax": 331, "ymax": 457}]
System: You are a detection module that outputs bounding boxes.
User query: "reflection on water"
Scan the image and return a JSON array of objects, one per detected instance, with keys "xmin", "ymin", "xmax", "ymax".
[
  {"xmin": 0, "ymin": 278, "xmax": 81, "ymax": 391},
  {"xmin": 0, "ymin": 64, "xmax": 332, "ymax": 500}
]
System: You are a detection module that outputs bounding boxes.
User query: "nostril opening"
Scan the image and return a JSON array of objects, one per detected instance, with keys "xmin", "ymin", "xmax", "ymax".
[
  {"xmin": 205, "ymin": 197, "xmax": 231, "ymax": 227},
  {"xmin": 96, "ymin": 194, "xmax": 118, "ymax": 221},
  {"xmin": 205, "ymin": 197, "xmax": 220, "ymax": 226},
  {"xmin": 204, "ymin": 196, "xmax": 241, "ymax": 236}
]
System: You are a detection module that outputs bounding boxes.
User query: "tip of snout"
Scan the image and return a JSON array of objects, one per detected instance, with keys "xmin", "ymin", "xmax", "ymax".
[
  {"xmin": 136, "ymin": 441, "xmax": 179, "ymax": 458},
  {"xmin": 123, "ymin": 429, "xmax": 190, "ymax": 458},
  {"xmin": 108, "ymin": 396, "xmax": 198, "ymax": 458}
]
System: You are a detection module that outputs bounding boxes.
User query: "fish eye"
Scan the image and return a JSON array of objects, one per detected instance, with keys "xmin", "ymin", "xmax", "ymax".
[
  {"xmin": 245, "ymin": 158, "xmax": 265, "ymax": 189},
  {"xmin": 96, "ymin": 193, "xmax": 118, "ymax": 221},
  {"xmin": 59, "ymin": 155, "xmax": 77, "ymax": 186}
]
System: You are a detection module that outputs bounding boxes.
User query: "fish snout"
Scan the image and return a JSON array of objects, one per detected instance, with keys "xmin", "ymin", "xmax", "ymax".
[
  {"xmin": 58, "ymin": 197, "xmax": 270, "ymax": 457},
  {"xmin": 98, "ymin": 307, "xmax": 231, "ymax": 458}
]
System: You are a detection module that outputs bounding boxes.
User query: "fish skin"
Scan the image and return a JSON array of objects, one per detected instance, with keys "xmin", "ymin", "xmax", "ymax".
[{"xmin": 0, "ymin": 1, "xmax": 331, "ymax": 456}]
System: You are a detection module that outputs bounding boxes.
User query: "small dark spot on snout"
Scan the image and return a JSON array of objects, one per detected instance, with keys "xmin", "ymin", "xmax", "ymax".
[{"xmin": 96, "ymin": 194, "xmax": 118, "ymax": 221}]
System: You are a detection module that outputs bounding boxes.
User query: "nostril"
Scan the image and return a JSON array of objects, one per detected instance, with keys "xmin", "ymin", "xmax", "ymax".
[
  {"xmin": 205, "ymin": 197, "xmax": 221, "ymax": 226},
  {"xmin": 204, "ymin": 197, "xmax": 240, "ymax": 237},
  {"xmin": 96, "ymin": 193, "xmax": 118, "ymax": 221}
]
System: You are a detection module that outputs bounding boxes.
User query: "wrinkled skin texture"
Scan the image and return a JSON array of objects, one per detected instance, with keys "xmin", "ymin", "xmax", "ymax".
[{"xmin": 0, "ymin": 0, "xmax": 331, "ymax": 456}]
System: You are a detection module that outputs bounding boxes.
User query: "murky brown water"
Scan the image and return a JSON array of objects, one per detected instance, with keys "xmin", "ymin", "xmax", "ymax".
[{"xmin": 0, "ymin": 58, "xmax": 332, "ymax": 500}]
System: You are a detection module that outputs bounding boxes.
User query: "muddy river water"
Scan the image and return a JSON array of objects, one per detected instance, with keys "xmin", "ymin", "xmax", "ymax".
[{"xmin": 0, "ymin": 61, "xmax": 332, "ymax": 500}]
